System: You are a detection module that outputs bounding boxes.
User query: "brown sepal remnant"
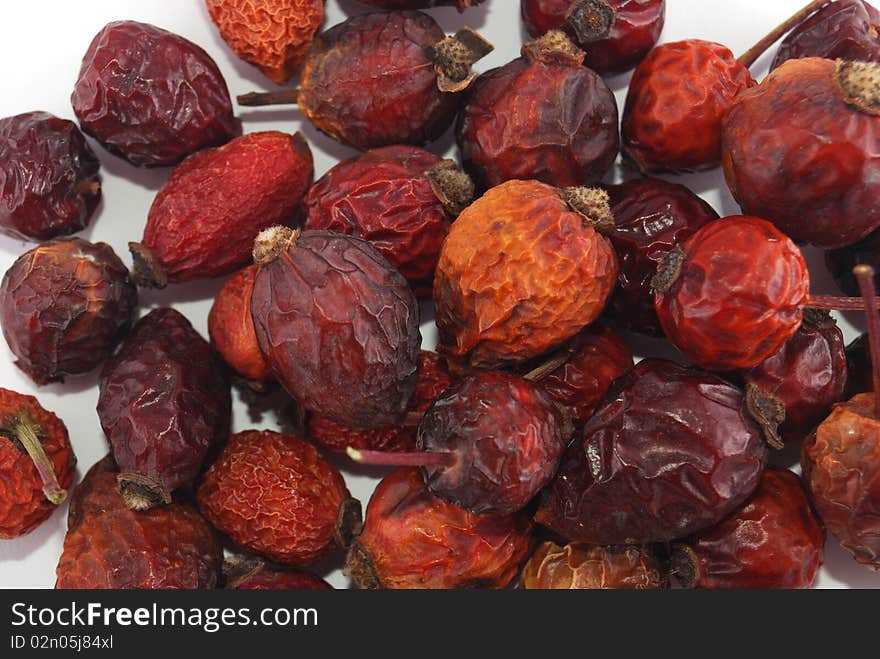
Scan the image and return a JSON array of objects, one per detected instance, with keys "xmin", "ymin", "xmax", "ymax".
[
  {"xmin": 520, "ymin": 542, "xmax": 667, "ymax": 589},
  {"xmin": 428, "ymin": 28, "xmax": 494, "ymax": 93},
  {"xmin": 223, "ymin": 556, "xmax": 332, "ymax": 590}
]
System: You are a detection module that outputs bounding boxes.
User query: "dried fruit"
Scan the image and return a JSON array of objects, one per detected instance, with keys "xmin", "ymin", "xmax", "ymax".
[
  {"xmin": 224, "ymin": 557, "xmax": 332, "ymax": 590},
  {"xmin": 356, "ymin": 0, "xmax": 484, "ymax": 9},
  {"xmin": 345, "ymin": 468, "xmax": 532, "ymax": 589},
  {"xmin": 71, "ymin": 20, "xmax": 237, "ymax": 167},
  {"xmin": 129, "ymin": 131, "xmax": 313, "ymax": 288},
  {"xmin": 206, "ymin": 0, "xmax": 324, "ymax": 83},
  {"xmin": 251, "ymin": 227, "xmax": 421, "ymax": 430},
  {"xmin": 536, "ymin": 359, "xmax": 768, "ymax": 544},
  {"xmin": 521, "ymin": 0, "xmax": 666, "ymax": 74},
  {"xmin": 0, "ymin": 111, "xmax": 101, "ymax": 240},
  {"xmin": 0, "ymin": 389, "xmax": 75, "ymax": 539},
  {"xmin": 672, "ymin": 468, "xmax": 824, "ymax": 589},
  {"xmin": 97, "ymin": 308, "xmax": 231, "ymax": 510},
  {"xmin": 434, "ymin": 179, "xmax": 618, "ymax": 369},
  {"xmin": 845, "ymin": 333, "xmax": 873, "ymax": 397},
  {"xmin": 66, "ymin": 454, "xmax": 118, "ymax": 532},
  {"xmin": 304, "ymin": 146, "xmax": 472, "ymax": 294},
  {"xmin": 1, "ymin": 239, "xmax": 137, "ymax": 384},
  {"xmin": 520, "ymin": 542, "xmax": 666, "ymax": 589},
  {"xmin": 197, "ymin": 430, "xmax": 360, "ymax": 566}
]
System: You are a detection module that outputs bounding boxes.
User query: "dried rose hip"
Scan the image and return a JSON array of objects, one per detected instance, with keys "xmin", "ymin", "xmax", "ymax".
[
  {"xmin": 828, "ymin": 229, "xmax": 880, "ymax": 301},
  {"xmin": 129, "ymin": 131, "xmax": 313, "ymax": 288},
  {"xmin": 434, "ymin": 179, "xmax": 618, "ymax": 369},
  {"xmin": 456, "ymin": 31, "xmax": 619, "ymax": 189},
  {"xmin": 536, "ymin": 359, "xmax": 768, "ymax": 544},
  {"xmin": 308, "ymin": 351, "xmax": 452, "ymax": 455},
  {"xmin": 304, "ymin": 146, "xmax": 472, "ymax": 294},
  {"xmin": 238, "ymin": 11, "xmax": 492, "ymax": 150},
  {"xmin": 1, "ymin": 239, "xmax": 137, "ymax": 384},
  {"xmin": 71, "ymin": 21, "xmax": 237, "ymax": 167},
  {"xmin": 520, "ymin": 542, "xmax": 667, "ymax": 589},
  {"xmin": 345, "ymin": 468, "xmax": 532, "ymax": 589},
  {"xmin": 604, "ymin": 177, "xmax": 719, "ymax": 335},
  {"xmin": 0, "ymin": 389, "xmax": 75, "ymax": 539},
  {"xmin": 224, "ymin": 557, "xmax": 332, "ymax": 590},
  {"xmin": 845, "ymin": 333, "xmax": 873, "ymax": 397},
  {"xmin": 521, "ymin": 0, "xmax": 666, "ymax": 74},
  {"xmin": 356, "ymin": 0, "xmax": 484, "ymax": 9},
  {"xmin": 653, "ymin": 216, "xmax": 809, "ymax": 372},
  {"xmin": 672, "ymin": 467, "xmax": 824, "ymax": 589},
  {"xmin": 251, "ymin": 227, "xmax": 421, "ymax": 430},
  {"xmin": 0, "ymin": 111, "xmax": 101, "ymax": 240},
  {"xmin": 66, "ymin": 454, "xmax": 117, "ymax": 533},
  {"xmin": 97, "ymin": 308, "xmax": 231, "ymax": 510},
  {"xmin": 197, "ymin": 430, "xmax": 360, "ymax": 566},
  {"xmin": 206, "ymin": 0, "xmax": 324, "ymax": 83}
]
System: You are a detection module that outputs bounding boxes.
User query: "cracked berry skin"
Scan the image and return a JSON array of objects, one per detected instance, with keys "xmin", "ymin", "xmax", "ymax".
[
  {"xmin": 231, "ymin": 567, "xmax": 332, "ymax": 590},
  {"xmin": 0, "ymin": 389, "xmax": 75, "ymax": 539},
  {"xmin": 521, "ymin": 0, "xmax": 666, "ymax": 74},
  {"xmin": 1, "ymin": 239, "xmax": 137, "ymax": 385},
  {"xmin": 536, "ymin": 359, "xmax": 767, "ymax": 544},
  {"xmin": 827, "ymin": 229, "xmax": 880, "ymax": 297},
  {"xmin": 654, "ymin": 216, "xmax": 809, "ymax": 372},
  {"xmin": 623, "ymin": 40, "xmax": 755, "ymax": 173},
  {"xmin": 456, "ymin": 32, "xmax": 619, "ymax": 189},
  {"xmin": 356, "ymin": 0, "xmax": 484, "ymax": 9},
  {"xmin": 345, "ymin": 468, "xmax": 532, "ymax": 589},
  {"xmin": 308, "ymin": 351, "xmax": 452, "ymax": 455},
  {"xmin": 197, "ymin": 430, "xmax": 353, "ymax": 566},
  {"xmin": 0, "ymin": 111, "xmax": 101, "ymax": 240},
  {"xmin": 71, "ymin": 20, "xmax": 237, "ymax": 167},
  {"xmin": 673, "ymin": 468, "xmax": 824, "ymax": 589},
  {"xmin": 521, "ymin": 541, "xmax": 667, "ymax": 589}
]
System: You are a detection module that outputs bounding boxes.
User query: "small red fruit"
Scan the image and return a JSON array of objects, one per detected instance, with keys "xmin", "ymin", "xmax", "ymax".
[
  {"xmin": 520, "ymin": 542, "xmax": 667, "ymax": 589},
  {"xmin": 356, "ymin": 0, "xmax": 484, "ymax": 9},
  {"xmin": 224, "ymin": 557, "xmax": 332, "ymax": 590}
]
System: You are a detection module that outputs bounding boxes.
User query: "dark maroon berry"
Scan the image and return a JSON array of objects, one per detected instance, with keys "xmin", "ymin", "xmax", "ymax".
[
  {"xmin": 845, "ymin": 333, "xmax": 874, "ymax": 398},
  {"xmin": 827, "ymin": 228, "xmax": 880, "ymax": 297}
]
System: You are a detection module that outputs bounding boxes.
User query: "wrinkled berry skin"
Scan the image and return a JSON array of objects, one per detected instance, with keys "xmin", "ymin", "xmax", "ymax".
[
  {"xmin": 802, "ymin": 393, "xmax": 880, "ymax": 568},
  {"xmin": 654, "ymin": 216, "xmax": 809, "ymax": 372},
  {"xmin": 66, "ymin": 454, "xmax": 117, "ymax": 533},
  {"xmin": 521, "ymin": 0, "xmax": 666, "ymax": 74},
  {"xmin": 457, "ymin": 32, "xmax": 619, "ymax": 189},
  {"xmin": 623, "ymin": 40, "xmax": 755, "ymax": 173},
  {"xmin": 417, "ymin": 371, "xmax": 566, "ymax": 515},
  {"xmin": 197, "ymin": 430, "xmax": 353, "ymax": 566},
  {"xmin": 346, "ymin": 468, "xmax": 532, "ymax": 589},
  {"xmin": 536, "ymin": 359, "xmax": 767, "ymax": 544},
  {"xmin": 97, "ymin": 309, "xmax": 231, "ymax": 503},
  {"xmin": 357, "ymin": 0, "xmax": 483, "ymax": 9},
  {"xmin": 231, "ymin": 568, "xmax": 332, "ymax": 590},
  {"xmin": 308, "ymin": 351, "xmax": 452, "ymax": 455},
  {"xmin": 722, "ymin": 58, "xmax": 880, "ymax": 248},
  {"xmin": 521, "ymin": 541, "xmax": 666, "ymax": 589},
  {"xmin": 674, "ymin": 468, "xmax": 824, "ymax": 589},
  {"xmin": 845, "ymin": 334, "xmax": 873, "ymax": 398},
  {"xmin": 434, "ymin": 180, "xmax": 618, "ymax": 369},
  {"xmin": 71, "ymin": 21, "xmax": 237, "ymax": 167},
  {"xmin": 0, "ymin": 112, "xmax": 101, "ymax": 240},
  {"xmin": 251, "ymin": 229, "xmax": 421, "ymax": 430},
  {"xmin": 1, "ymin": 239, "xmax": 137, "ymax": 385},
  {"xmin": 605, "ymin": 177, "xmax": 719, "ymax": 335},
  {"xmin": 772, "ymin": 0, "xmax": 880, "ymax": 70},
  {"xmin": 827, "ymin": 229, "xmax": 880, "ymax": 297}
]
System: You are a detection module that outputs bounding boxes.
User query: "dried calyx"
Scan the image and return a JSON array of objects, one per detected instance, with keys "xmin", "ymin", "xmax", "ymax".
[
  {"xmin": 2, "ymin": 414, "xmax": 66, "ymax": 504},
  {"xmin": 333, "ymin": 497, "xmax": 364, "ymax": 549},
  {"xmin": 837, "ymin": 60, "xmax": 880, "ymax": 116},
  {"xmin": 522, "ymin": 30, "xmax": 586, "ymax": 65},
  {"xmin": 117, "ymin": 472, "xmax": 171, "ymax": 510},
  {"xmin": 561, "ymin": 187, "xmax": 615, "ymax": 233},
  {"xmin": 128, "ymin": 242, "xmax": 168, "ymax": 289},
  {"xmin": 669, "ymin": 544, "xmax": 702, "ymax": 589},
  {"xmin": 344, "ymin": 542, "xmax": 381, "ymax": 589},
  {"xmin": 566, "ymin": 0, "xmax": 616, "ymax": 46},
  {"xmin": 744, "ymin": 383, "xmax": 787, "ymax": 450},
  {"xmin": 424, "ymin": 160, "xmax": 475, "ymax": 217},
  {"xmin": 427, "ymin": 27, "xmax": 494, "ymax": 92},
  {"xmin": 253, "ymin": 226, "xmax": 300, "ymax": 265}
]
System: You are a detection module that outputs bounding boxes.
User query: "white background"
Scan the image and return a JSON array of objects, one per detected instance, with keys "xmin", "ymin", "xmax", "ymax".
[{"xmin": 1, "ymin": 0, "xmax": 879, "ymax": 589}]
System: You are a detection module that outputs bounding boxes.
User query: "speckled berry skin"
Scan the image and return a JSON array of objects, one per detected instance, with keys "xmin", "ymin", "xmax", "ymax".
[
  {"xmin": 1, "ymin": 239, "xmax": 137, "ymax": 385},
  {"xmin": 536, "ymin": 359, "xmax": 767, "ymax": 544},
  {"xmin": 622, "ymin": 39, "xmax": 755, "ymax": 173},
  {"xmin": 71, "ymin": 21, "xmax": 237, "ymax": 167},
  {"xmin": 197, "ymin": 430, "xmax": 352, "ymax": 566},
  {"xmin": 520, "ymin": 542, "xmax": 666, "ymax": 589},
  {"xmin": 0, "ymin": 111, "xmax": 101, "ymax": 240}
]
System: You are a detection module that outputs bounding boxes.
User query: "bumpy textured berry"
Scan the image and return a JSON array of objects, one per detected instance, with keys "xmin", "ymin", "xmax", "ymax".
[
  {"xmin": 356, "ymin": 0, "xmax": 484, "ymax": 9},
  {"xmin": 520, "ymin": 542, "xmax": 666, "ymax": 589},
  {"xmin": 827, "ymin": 229, "xmax": 880, "ymax": 297},
  {"xmin": 226, "ymin": 560, "xmax": 332, "ymax": 590}
]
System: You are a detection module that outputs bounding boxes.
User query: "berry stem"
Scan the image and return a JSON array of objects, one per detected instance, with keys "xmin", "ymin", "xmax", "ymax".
[
  {"xmin": 11, "ymin": 416, "xmax": 66, "ymax": 505},
  {"xmin": 345, "ymin": 446, "xmax": 455, "ymax": 467},
  {"xmin": 805, "ymin": 294, "xmax": 880, "ymax": 311},
  {"xmin": 237, "ymin": 88, "xmax": 300, "ymax": 107},
  {"xmin": 854, "ymin": 265, "xmax": 880, "ymax": 417},
  {"xmin": 738, "ymin": 0, "xmax": 829, "ymax": 68},
  {"xmin": 523, "ymin": 352, "xmax": 570, "ymax": 382}
]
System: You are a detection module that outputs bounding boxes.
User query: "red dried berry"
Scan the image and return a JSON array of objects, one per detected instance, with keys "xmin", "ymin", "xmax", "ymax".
[
  {"xmin": 66, "ymin": 454, "xmax": 117, "ymax": 533},
  {"xmin": 1, "ymin": 239, "xmax": 137, "ymax": 385},
  {"xmin": 223, "ymin": 556, "xmax": 331, "ymax": 590},
  {"xmin": 0, "ymin": 389, "xmax": 75, "ymax": 539},
  {"xmin": 845, "ymin": 333, "xmax": 873, "ymax": 398},
  {"xmin": 97, "ymin": 308, "xmax": 231, "ymax": 510},
  {"xmin": 521, "ymin": 0, "xmax": 666, "ymax": 74},
  {"xmin": 827, "ymin": 229, "xmax": 880, "ymax": 297},
  {"xmin": 345, "ymin": 468, "xmax": 532, "ymax": 589},
  {"xmin": 456, "ymin": 31, "xmax": 619, "ymax": 189},
  {"xmin": 251, "ymin": 227, "xmax": 421, "ymax": 430},
  {"xmin": 520, "ymin": 541, "xmax": 667, "ymax": 589},
  {"xmin": 536, "ymin": 359, "xmax": 768, "ymax": 544},
  {"xmin": 0, "ymin": 111, "xmax": 101, "ymax": 240},
  {"xmin": 197, "ymin": 430, "xmax": 359, "ymax": 566},
  {"xmin": 71, "ymin": 21, "xmax": 237, "ymax": 167},
  {"xmin": 356, "ymin": 0, "xmax": 484, "ymax": 10}
]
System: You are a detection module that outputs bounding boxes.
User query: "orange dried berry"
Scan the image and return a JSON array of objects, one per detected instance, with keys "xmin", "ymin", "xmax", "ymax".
[
  {"xmin": 206, "ymin": 0, "xmax": 324, "ymax": 84},
  {"xmin": 520, "ymin": 542, "xmax": 667, "ymax": 590}
]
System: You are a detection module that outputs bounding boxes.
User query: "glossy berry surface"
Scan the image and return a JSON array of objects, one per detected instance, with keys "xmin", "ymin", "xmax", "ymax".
[
  {"xmin": 827, "ymin": 229, "xmax": 880, "ymax": 297},
  {"xmin": 520, "ymin": 541, "xmax": 666, "ymax": 589}
]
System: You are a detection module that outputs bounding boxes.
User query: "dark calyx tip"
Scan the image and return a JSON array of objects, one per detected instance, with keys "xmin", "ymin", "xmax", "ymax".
[
  {"xmin": 567, "ymin": 0, "xmax": 616, "ymax": 46},
  {"xmin": 334, "ymin": 497, "xmax": 363, "ymax": 549},
  {"xmin": 76, "ymin": 179, "xmax": 101, "ymax": 197},
  {"xmin": 801, "ymin": 307, "xmax": 834, "ymax": 329},
  {"xmin": 561, "ymin": 187, "xmax": 614, "ymax": 234},
  {"xmin": 669, "ymin": 544, "xmax": 700, "ymax": 589},
  {"xmin": 223, "ymin": 556, "xmax": 265, "ymax": 590},
  {"xmin": 651, "ymin": 246, "xmax": 687, "ymax": 294},
  {"xmin": 253, "ymin": 226, "xmax": 299, "ymax": 265},
  {"xmin": 428, "ymin": 27, "xmax": 494, "ymax": 93},
  {"xmin": 837, "ymin": 60, "xmax": 880, "ymax": 116},
  {"xmin": 522, "ymin": 30, "xmax": 586, "ymax": 66},
  {"xmin": 425, "ymin": 160, "xmax": 475, "ymax": 217},
  {"xmin": 128, "ymin": 242, "xmax": 168, "ymax": 289},
  {"xmin": 117, "ymin": 473, "xmax": 172, "ymax": 511},
  {"xmin": 745, "ymin": 383, "xmax": 786, "ymax": 450},
  {"xmin": 344, "ymin": 541, "xmax": 381, "ymax": 589}
]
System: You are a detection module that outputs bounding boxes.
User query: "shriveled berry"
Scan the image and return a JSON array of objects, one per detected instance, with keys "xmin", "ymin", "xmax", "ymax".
[
  {"xmin": 345, "ymin": 468, "xmax": 532, "ymax": 589},
  {"xmin": 1, "ymin": 239, "xmax": 137, "ymax": 385},
  {"xmin": 827, "ymin": 229, "xmax": 880, "ymax": 297},
  {"xmin": 224, "ymin": 557, "xmax": 332, "ymax": 590},
  {"xmin": 845, "ymin": 333, "xmax": 873, "ymax": 398},
  {"xmin": 197, "ymin": 430, "xmax": 359, "ymax": 566},
  {"xmin": 536, "ymin": 359, "xmax": 768, "ymax": 544},
  {"xmin": 251, "ymin": 227, "xmax": 421, "ymax": 430},
  {"xmin": 0, "ymin": 111, "xmax": 100, "ymax": 240},
  {"xmin": 520, "ymin": 542, "xmax": 667, "ymax": 589},
  {"xmin": 434, "ymin": 180, "xmax": 618, "ymax": 369},
  {"xmin": 356, "ymin": 0, "xmax": 484, "ymax": 9},
  {"xmin": 206, "ymin": 0, "xmax": 324, "ymax": 83},
  {"xmin": 97, "ymin": 308, "xmax": 231, "ymax": 510},
  {"xmin": 66, "ymin": 454, "xmax": 117, "ymax": 533},
  {"xmin": 0, "ymin": 389, "xmax": 75, "ymax": 539}
]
